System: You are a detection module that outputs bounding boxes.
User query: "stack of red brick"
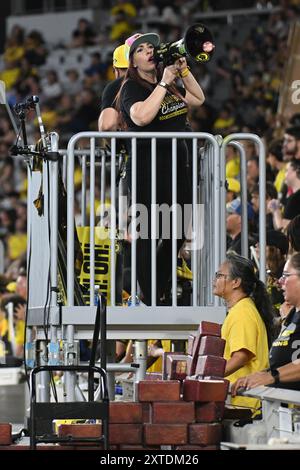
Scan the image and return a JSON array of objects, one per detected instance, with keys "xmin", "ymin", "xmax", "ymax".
[
  {"xmin": 0, "ymin": 321, "xmax": 229, "ymax": 450},
  {"xmin": 59, "ymin": 321, "xmax": 229, "ymax": 450}
]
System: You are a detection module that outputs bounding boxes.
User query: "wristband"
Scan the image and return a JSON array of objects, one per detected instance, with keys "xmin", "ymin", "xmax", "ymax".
[{"xmin": 180, "ymin": 67, "xmax": 190, "ymax": 78}]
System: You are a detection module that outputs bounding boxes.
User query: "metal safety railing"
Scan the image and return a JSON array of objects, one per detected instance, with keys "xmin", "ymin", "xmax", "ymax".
[
  {"xmin": 66, "ymin": 131, "xmax": 222, "ymax": 308},
  {"xmin": 25, "ymin": 130, "xmax": 267, "ymax": 400}
]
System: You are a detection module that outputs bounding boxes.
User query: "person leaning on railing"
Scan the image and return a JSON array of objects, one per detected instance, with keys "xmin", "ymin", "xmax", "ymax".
[
  {"xmin": 213, "ymin": 252, "xmax": 275, "ymax": 414},
  {"xmin": 231, "ymin": 252, "xmax": 300, "ymax": 396},
  {"xmin": 115, "ymin": 31, "xmax": 205, "ymax": 305}
]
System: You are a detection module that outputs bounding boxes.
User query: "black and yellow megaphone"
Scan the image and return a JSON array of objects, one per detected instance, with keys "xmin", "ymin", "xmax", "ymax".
[{"xmin": 155, "ymin": 23, "xmax": 215, "ymax": 66}]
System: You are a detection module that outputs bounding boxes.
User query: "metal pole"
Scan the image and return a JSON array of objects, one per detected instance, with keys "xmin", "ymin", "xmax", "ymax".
[
  {"xmin": 231, "ymin": 141, "xmax": 248, "ymax": 258},
  {"xmin": 110, "ymin": 138, "xmax": 116, "ymax": 306},
  {"xmin": 89, "ymin": 138, "xmax": 95, "ymax": 306},
  {"xmin": 172, "ymin": 138, "xmax": 177, "ymax": 307},
  {"xmin": 223, "ymin": 134, "xmax": 266, "ymax": 282},
  {"xmin": 81, "ymin": 154, "xmax": 87, "ymax": 226},
  {"xmin": 151, "ymin": 138, "xmax": 157, "ymax": 306},
  {"xmin": 66, "ymin": 134, "xmax": 76, "ymax": 401},
  {"xmin": 192, "ymin": 138, "xmax": 198, "ymax": 306},
  {"xmin": 131, "ymin": 138, "xmax": 137, "ymax": 304},
  {"xmin": 100, "ymin": 151, "xmax": 106, "ymax": 227}
]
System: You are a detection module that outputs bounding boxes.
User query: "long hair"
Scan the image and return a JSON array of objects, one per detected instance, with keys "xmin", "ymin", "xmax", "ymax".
[
  {"xmin": 115, "ymin": 54, "xmax": 186, "ymax": 127},
  {"xmin": 226, "ymin": 252, "xmax": 275, "ymax": 347},
  {"xmin": 287, "ymin": 215, "xmax": 300, "ymax": 252},
  {"xmin": 289, "ymin": 251, "xmax": 300, "ymax": 273}
]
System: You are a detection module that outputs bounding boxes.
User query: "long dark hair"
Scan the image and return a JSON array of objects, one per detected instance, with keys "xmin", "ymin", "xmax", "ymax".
[
  {"xmin": 226, "ymin": 252, "xmax": 275, "ymax": 347},
  {"xmin": 287, "ymin": 215, "xmax": 300, "ymax": 252},
  {"xmin": 115, "ymin": 53, "xmax": 185, "ymax": 125}
]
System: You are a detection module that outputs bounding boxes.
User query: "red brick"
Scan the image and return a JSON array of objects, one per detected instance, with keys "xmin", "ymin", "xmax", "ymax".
[
  {"xmin": 197, "ymin": 321, "xmax": 222, "ymax": 338},
  {"xmin": 109, "ymin": 402, "xmax": 143, "ymax": 423},
  {"xmin": 195, "ymin": 355, "xmax": 226, "ymax": 377},
  {"xmin": 109, "ymin": 424, "xmax": 142, "ymax": 445},
  {"xmin": 0, "ymin": 423, "xmax": 12, "ymax": 446},
  {"xmin": 189, "ymin": 423, "xmax": 222, "ymax": 445},
  {"xmin": 183, "ymin": 379, "xmax": 228, "ymax": 402},
  {"xmin": 192, "ymin": 322, "xmax": 221, "ymax": 358},
  {"xmin": 152, "ymin": 402, "xmax": 195, "ymax": 424},
  {"xmin": 138, "ymin": 380, "xmax": 180, "ymax": 402},
  {"xmin": 58, "ymin": 424, "xmax": 102, "ymax": 439},
  {"xmin": 198, "ymin": 336, "xmax": 225, "ymax": 357},
  {"xmin": 164, "ymin": 353, "xmax": 187, "ymax": 381},
  {"xmin": 187, "ymin": 335, "xmax": 195, "ymax": 355},
  {"xmin": 144, "ymin": 424, "xmax": 187, "ymax": 445},
  {"xmin": 186, "ymin": 354, "xmax": 196, "ymax": 376},
  {"xmin": 195, "ymin": 402, "xmax": 225, "ymax": 423},
  {"xmin": 176, "ymin": 445, "xmax": 219, "ymax": 450}
]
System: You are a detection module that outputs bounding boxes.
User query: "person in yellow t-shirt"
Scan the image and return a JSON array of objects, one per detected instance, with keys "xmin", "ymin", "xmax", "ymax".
[{"xmin": 213, "ymin": 253, "xmax": 275, "ymax": 413}]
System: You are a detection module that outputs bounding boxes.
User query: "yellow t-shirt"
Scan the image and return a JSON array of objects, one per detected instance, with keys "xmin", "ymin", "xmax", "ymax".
[
  {"xmin": 274, "ymin": 165, "xmax": 287, "ymax": 195},
  {"xmin": 222, "ymin": 297, "xmax": 269, "ymax": 412}
]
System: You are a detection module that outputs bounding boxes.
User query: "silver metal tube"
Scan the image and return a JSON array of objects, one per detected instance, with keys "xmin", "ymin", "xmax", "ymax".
[
  {"xmin": 0, "ymin": 240, "xmax": 4, "ymax": 274},
  {"xmin": 172, "ymin": 138, "xmax": 177, "ymax": 307},
  {"xmin": 110, "ymin": 138, "xmax": 116, "ymax": 306},
  {"xmin": 81, "ymin": 154, "xmax": 87, "ymax": 226},
  {"xmin": 151, "ymin": 138, "xmax": 157, "ymax": 306},
  {"xmin": 100, "ymin": 151, "xmax": 106, "ymax": 227},
  {"xmin": 134, "ymin": 340, "xmax": 148, "ymax": 382},
  {"xmin": 66, "ymin": 134, "xmax": 77, "ymax": 401},
  {"xmin": 192, "ymin": 138, "xmax": 198, "ymax": 306},
  {"xmin": 223, "ymin": 133, "xmax": 266, "ymax": 282},
  {"xmin": 212, "ymin": 140, "xmax": 221, "ymax": 290},
  {"xmin": 89, "ymin": 138, "xmax": 96, "ymax": 306},
  {"xmin": 231, "ymin": 141, "xmax": 248, "ymax": 258},
  {"xmin": 49, "ymin": 133, "xmax": 59, "ymax": 308},
  {"xmin": 38, "ymin": 341, "xmax": 50, "ymax": 402},
  {"xmin": 62, "ymin": 153, "xmax": 67, "ymax": 186},
  {"xmin": 131, "ymin": 138, "xmax": 137, "ymax": 304},
  {"xmin": 219, "ymin": 139, "xmax": 227, "ymax": 263}
]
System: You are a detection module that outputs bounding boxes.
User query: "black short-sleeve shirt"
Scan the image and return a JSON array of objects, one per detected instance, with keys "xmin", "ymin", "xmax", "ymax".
[
  {"xmin": 101, "ymin": 77, "xmax": 124, "ymax": 111},
  {"xmin": 120, "ymin": 79, "xmax": 188, "ymax": 132},
  {"xmin": 283, "ymin": 189, "xmax": 300, "ymax": 220},
  {"xmin": 269, "ymin": 308, "xmax": 300, "ymax": 390}
]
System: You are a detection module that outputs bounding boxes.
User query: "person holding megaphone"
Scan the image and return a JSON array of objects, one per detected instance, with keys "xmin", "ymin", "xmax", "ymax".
[{"xmin": 116, "ymin": 28, "xmax": 209, "ymax": 305}]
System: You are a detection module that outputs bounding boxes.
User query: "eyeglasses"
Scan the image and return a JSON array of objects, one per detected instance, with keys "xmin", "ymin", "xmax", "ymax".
[
  {"xmin": 215, "ymin": 272, "xmax": 229, "ymax": 279},
  {"xmin": 280, "ymin": 272, "xmax": 299, "ymax": 281}
]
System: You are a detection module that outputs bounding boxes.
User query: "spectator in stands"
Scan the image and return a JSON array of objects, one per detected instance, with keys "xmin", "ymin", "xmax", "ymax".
[
  {"xmin": 41, "ymin": 70, "xmax": 63, "ymax": 101},
  {"xmin": 232, "ymin": 252, "xmax": 300, "ymax": 393},
  {"xmin": 268, "ymin": 159, "xmax": 300, "ymax": 230},
  {"xmin": 98, "ymin": 44, "xmax": 128, "ymax": 131},
  {"xmin": 251, "ymin": 182, "xmax": 278, "ymax": 231},
  {"xmin": 110, "ymin": 0, "xmax": 136, "ymax": 41},
  {"xmin": 63, "ymin": 69, "xmax": 82, "ymax": 97},
  {"xmin": 70, "ymin": 18, "xmax": 96, "ymax": 48},
  {"xmin": 118, "ymin": 31, "xmax": 205, "ymax": 304},
  {"xmin": 84, "ymin": 52, "xmax": 108, "ymax": 89},
  {"xmin": 24, "ymin": 30, "xmax": 47, "ymax": 67},
  {"xmin": 247, "ymin": 155, "xmax": 259, "ymax": 193},
  {"xmin": 70, "ymin": 88, "xmax": 99, "ymax": 133},
  {"xmin": 282, "ymin": 127, "xmax": 300, "ymax": 161},
  {"xmin": 226, "ymin": 178, "xmax": 240, "ymax": 203},
  {"xmin": 286, "ymin": 214, "xmax": 300, "ymax": 253},
  {"xmin": 267, "ymin": 139, "xmax": 286, "ymax": 194},
  {"xmin": 226, "ymin": 198, "xmax": 256, "ymax": 255},
  {"xmin": 213, "ymin": 252, "xmax": 274, "ymax": 412}
]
